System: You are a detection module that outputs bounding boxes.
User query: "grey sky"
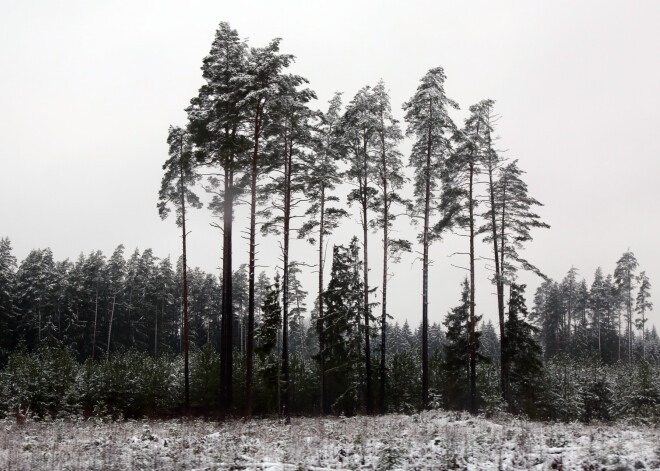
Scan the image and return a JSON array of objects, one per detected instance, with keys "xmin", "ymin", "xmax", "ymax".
[{"xmin": 1, "ymin": 0, "xmax": 659, "ymax": 329}]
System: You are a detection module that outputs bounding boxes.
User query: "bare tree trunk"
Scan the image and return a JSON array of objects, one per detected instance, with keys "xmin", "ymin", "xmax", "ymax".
[
  {"xmin": 468, "ymin": 161, "xmax": 477, "ymax": 414},
  {"xmin": 245, "ymin": 108, "xmax": 263, "ymax": 416},
  {"xmin": 318, "ymin": 185, "xmax": 326, "ymax": 414},
  {"xmin": 421, "ymin": 104, "xmax": 432, "ymax": 410},
  {"xmin": 107, "ymin": 295, "xmax": 116, "ymax": 355},
  {"xmin": 362, "ymin": 153, "xmax": 373, "ymax": 415},
  {"xmin": 180, "ymin": 160, "xmax": 190, "ymax": 410},
  {"xmin": 379, "ymin": 130, "xmax": 389, "ymax": 415},
  {"xmin": 281, "ymin": 137, "xmax": 292, "ymax": 423},
  {"xmin": 92, "ymin": 285, "xmax": 99, "ymax": 361},
  {"xmin": 221, "ymin": 149, "xmax": 235, "ymax": 414}
]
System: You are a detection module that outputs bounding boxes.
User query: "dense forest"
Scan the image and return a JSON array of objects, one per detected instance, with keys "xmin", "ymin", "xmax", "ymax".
[{"xmin": 1, "ymin": 21, "xmax": 658, "ymax": 422}]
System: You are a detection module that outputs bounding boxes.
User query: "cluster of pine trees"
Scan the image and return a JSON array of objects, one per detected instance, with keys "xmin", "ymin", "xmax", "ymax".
[
  {"xmin": 1, "ymin": 21, "xmax": 656, "ymax": 420},
  {"xmin": 156, "ymin": 21, "xmax": 559, "ymax": 417}
]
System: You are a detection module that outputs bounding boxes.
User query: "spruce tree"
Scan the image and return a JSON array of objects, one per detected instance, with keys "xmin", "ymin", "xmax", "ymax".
[{"xmin": 505, "ymin": 283, "xmax": 542, "ymax": 415}]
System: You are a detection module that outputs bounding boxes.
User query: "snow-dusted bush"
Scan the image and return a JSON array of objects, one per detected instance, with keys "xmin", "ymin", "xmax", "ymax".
[{"xmin": 0, "ymin": 346, "xmax": 80, "ymax": 418}]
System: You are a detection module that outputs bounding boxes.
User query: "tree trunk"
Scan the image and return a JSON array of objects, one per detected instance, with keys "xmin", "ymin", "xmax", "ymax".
[
  {"xmin": 318, "ymin": 184, "xmax": 326, "ymax": 414},
  {"xmin": 379, "ymin": 127, "xmax": 389, "ymax": 415},
  {"xmin": 221, "ymin": 146, "xmax": 235, "ymax": 414},
  {"xmin": 107, "ymin": 295, "xmax": 116, "ymax": 355},
  {"xmin": 245, "ymin": 107, "xmax": 262, "ymax": 416},
  {"xmin": 468, "ymin": 161, "xmax": 477, "ymax": 414},
  {"xmin": 92, "ymin": 285, "xmax": 99, "ymax": 361},
  {"xmin": 362, "ymin": 150, "xmax": 373, "ymax": 415},
  {"xmin": 487, "ymin": 153, "xmax": 508, "ymax": 406},
  {"xmin": 421, "ymin": 102, "xmax": 432, "ymax": 409},
  {"xmin": 281, "ymin": 135, "xmax": 292, "ymax": 423},
  {"xmin": 180, "ymin": 160, "xmax": 190, "ymax": 410}
]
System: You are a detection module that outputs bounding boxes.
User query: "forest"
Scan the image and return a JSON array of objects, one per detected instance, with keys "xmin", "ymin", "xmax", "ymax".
[{"xmin": 0, "ymin": 21, "xmax": 658, "ymax": 424}]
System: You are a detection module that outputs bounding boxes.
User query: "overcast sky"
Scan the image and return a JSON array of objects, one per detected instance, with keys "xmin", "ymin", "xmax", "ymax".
[{"xmin": 1, "ymin": 0, "xmax": 659, "ymax": 329}]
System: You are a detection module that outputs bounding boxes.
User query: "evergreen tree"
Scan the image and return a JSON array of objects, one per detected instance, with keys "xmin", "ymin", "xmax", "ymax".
[
  {"xmin": 260, "ymin": 73, "xmax": 316, "ymax": 420},
  {"xmin": 105, "ymin": 245, "xmax": 125, "ymax": 355},
  {"xmin": 442, "ymin": 279, "xmax": 480, "ymax": 410},
  {"xmin": 298, "ymin": 92, "xmax": 348, "ymax": 413},
  {"xmin": 322, "ymin": 238, "xmax": 364, "ymax": 414},
  {"xmin": 614, "ymin": 250, "xmax": 638, "ymax": 363},
  {"xmin": 403, "ymin": 67, "xmax": 458, "ymax": 408},
  {"xmin": 255, "ymin": 273, "xmax": 282, "ymax": 414},
  {"xmin": 505, "ymin": 283, "xmax": 542, "ymax": 415},
  {"xmin": 0, "ymin": 238, "xmax": 17, "ymax": 362},
  {"xmin": 158, "ymin": 125, "xmax": 202, "ymax": 408},
  {"xmin": 186, "ymin": 22, "xmax": 249, "ymax": 413},
  {"xmin": 339, "ymin": 86, "xmax": 379, "ymax": 414},
  {"xmin": 636, "ymin": 271, "xmax": 652, "ymax": 359},
  {"xmin": 371, "ymin": 79, "xmax": 410, "ymax": 413}
]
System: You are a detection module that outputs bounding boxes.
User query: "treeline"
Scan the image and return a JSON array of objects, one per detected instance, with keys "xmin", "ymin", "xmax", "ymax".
[
  {"xmin": 2, "ymin": 20, "xmax": 656, "ymax": 420},
  {"xmin": 532, "ymin": 254, "xmax": 656, "ymax": 364},
  {"xmin": 1, "ymin": 238, "xmax": 658, "ymax": 420}
]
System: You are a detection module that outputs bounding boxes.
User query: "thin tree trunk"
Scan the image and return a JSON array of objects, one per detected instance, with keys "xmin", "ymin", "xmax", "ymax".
[
  {"xmin": 468, "ymin": 160, "xmax": 477, "ymax": 414},
  {"xmin": 281, "ymin": 135, "xmax": 292, "ymax": 423},
  {"xmin": 92, "ymin": 285, "xmax": 99, "ymax": 361},
  {"xmin": 180, "ymin": 160, "xmax": 190, "ymax": 410},
  {"xmin": 318, "ymin": 185, "xmax": 326, "ymax": 414},
  {"xmin": 379, "ymin": 124, "xmax": 389, "ymax": 415},
  {"xmin": 107, "ymin": 295, "xmax": 116, "ymax": 355},
  {"xmin": 245, "ymin": 106, "xmax": 263, "ymax": 416},
  {"xmin": 421, "ymin": 101, "xmax": 432, "ymax": 409},
  {"xmin": 362, "ymin": 149, "xmax": 373, "ymax": 415}
]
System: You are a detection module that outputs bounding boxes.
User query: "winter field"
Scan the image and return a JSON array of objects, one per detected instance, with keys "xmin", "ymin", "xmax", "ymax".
[{"xmin": 1, "ymin": 411, "xmax": 659, "ymax": 471}]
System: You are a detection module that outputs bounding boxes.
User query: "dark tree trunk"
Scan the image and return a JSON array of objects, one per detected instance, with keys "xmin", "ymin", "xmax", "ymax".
[
  {"xmin": 245, "ymin": 107, "xmax": 263, "ymax": 416},
  {"xmin": 379, "ymin": 131, "xmax": 389, "ymax": 415},
  {"xmin": 318, "ymin": 184, "xmax": 326, "ymax": 414},
  {"xmin": 421, "ymin": 100, "xmax": 432, "ymax": 410},
  {"xmin": 487, "ymin": 154, "xmax": 508, "ymax": 406},
  {"xmin": 362, "ymin": 146, "xmax": 373, "ymax": 415},
  {"xmin": 107, "ymin": 295, "xmax": 116, "ymax": 355},
  {"xmin": 468, "ymin": 160, "xmax": 477, "ymax": 414},
  {"xmin": 220, "ymin": 147, "xmax": 234, "ymax": 414},
  {"xmin": 180, "ymin": 161, "xmax": 190, "ymax": 410},
  {"xmin": 281, "ymin": 135, "xmax": 292, "ymax": 423}
]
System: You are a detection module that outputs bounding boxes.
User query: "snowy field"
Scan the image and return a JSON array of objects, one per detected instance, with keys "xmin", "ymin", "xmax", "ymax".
[{"xmin": 1, "ymin": 411, "xmax": 659, "ymax": 470}]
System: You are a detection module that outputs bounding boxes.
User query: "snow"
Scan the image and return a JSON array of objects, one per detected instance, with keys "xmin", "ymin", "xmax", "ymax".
[{"xmin": 1, "ymin": 411, "xmax": 659, "ymax": 470}]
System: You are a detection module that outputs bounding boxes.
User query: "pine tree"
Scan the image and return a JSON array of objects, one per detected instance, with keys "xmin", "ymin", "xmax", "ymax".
[
  {"xmin": 186, "ymin": 22, "xmax": 249, "ymax": 413},
  {"xmin": 259, "ymin": 73, "xmax": 316, "ymax": 420},
  {"xmin": 371, "ymin": 79, "xmax": 410, "ymax": 413},
  {"xmin": 158, "ymin": 125, "xmax": 201, "ymax": 408},
  {"xmin": 339, "ymin": 87, "xmax": 379, "ymax": 414},
  {"xmin": 614, "ymin": 251, "xmax": 638, "ymax": 363},
  {"xmin": 105, "ymin": 245, "xmax": 125, "ymax": 355},
  {"xmin": 635, "ymin": 271, "xmax": 652, "ymax": 359},
  {"xmin": 298, "ymin": 92, "xmax": 348, "ymax": 413},
  {"xmin": 444, "ymin": 100, "xmax": 494, "ymax": 413},
  {"xmin": 238, "ymin": 37, "xmax": 298, "ymax": 417},
  {"xmin": 403, "ymin": 67, "xmax": 458, "ymax": 408}
]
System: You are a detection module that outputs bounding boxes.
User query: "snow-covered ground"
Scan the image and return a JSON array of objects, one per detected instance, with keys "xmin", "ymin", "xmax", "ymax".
[{"xmin": 1, "ymin": 411, "xmax": 659, "ymax": 470}]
